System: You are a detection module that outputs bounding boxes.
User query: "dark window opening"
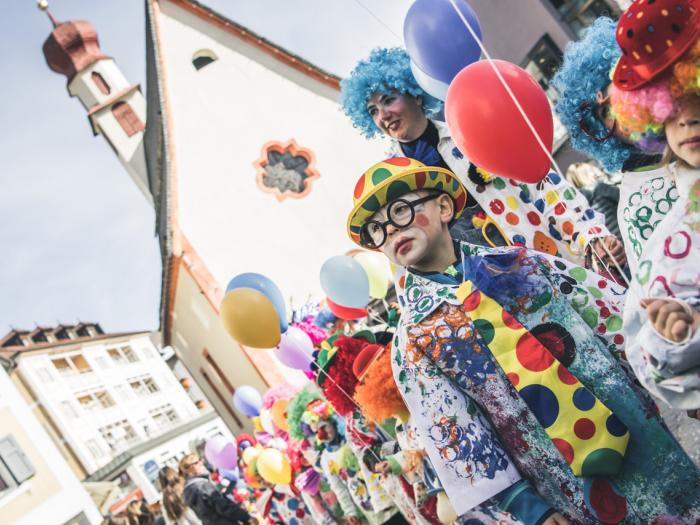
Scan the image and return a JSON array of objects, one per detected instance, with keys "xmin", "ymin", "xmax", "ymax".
[{"xmin": 91, "ymin": 71, "xmax": 111, "ymax": 95}]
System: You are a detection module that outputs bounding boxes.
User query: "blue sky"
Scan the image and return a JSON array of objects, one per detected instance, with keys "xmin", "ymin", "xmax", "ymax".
[{"xmin": 0, "ymin": 0, "xmax": 409, "ymax": 336}]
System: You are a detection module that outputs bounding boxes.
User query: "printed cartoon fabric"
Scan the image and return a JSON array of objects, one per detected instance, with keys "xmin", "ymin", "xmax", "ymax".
[
  {"xmin": 621, "ymin": 165, "xmax": 700, "ymax": 408},
  {"xmin": 390, "ymin": 120, "xmax": 610, "ymax": 265},
  {"xmin": 393, "ymin": 243, "xmax": 700, "ymax": 523}
]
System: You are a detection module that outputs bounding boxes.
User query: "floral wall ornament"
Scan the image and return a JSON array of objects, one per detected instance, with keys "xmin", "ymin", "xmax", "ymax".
[{"xmin": 253, "ymin": 139, "xmax": 320, "ymax": 202}]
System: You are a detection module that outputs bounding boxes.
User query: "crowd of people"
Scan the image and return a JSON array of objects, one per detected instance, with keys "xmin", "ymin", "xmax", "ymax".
[{"xmin": 105, "ymin": 2, "xmax": 700, "ymax": 524}]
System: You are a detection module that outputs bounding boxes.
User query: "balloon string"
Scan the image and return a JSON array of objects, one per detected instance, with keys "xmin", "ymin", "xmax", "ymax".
[
  {"xmin": 351, "ymin": 0, "xmax": 403, "ymax": 43},
  {"xmin": 446, "ymin": 0, "xmax": 566, "ymax": 184},
  {"xmin": 446, "ymin": 0, "xmax": 633, "ymax": 282}
]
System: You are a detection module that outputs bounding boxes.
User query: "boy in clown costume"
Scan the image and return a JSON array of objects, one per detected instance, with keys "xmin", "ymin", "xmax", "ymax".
[
  {"xmin": 345, "ymin": 156, "xmax": 700, "ymax": 524},
  {"xmin": 341, "ymin": 47, "xmax": 626, "ymax": 275}
]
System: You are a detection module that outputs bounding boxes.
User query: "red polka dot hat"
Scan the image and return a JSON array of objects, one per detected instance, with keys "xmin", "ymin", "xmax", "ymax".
[
  {"xmin": 612, "ymin": 0, "xmax": 700, "ymax": 91},
  {"xmin": 346, "ymin": 157, "xmax": 468, "ymax": 247}
]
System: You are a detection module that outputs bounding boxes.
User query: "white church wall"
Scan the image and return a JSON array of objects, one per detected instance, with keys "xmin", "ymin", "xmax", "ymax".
[
  {"xmin": 157, "ymin": 0, "xmax": 389, "ymax": 307},
  {"xmin": 68, "ymin": 59, "xmax": 131, "ymax": 110}
]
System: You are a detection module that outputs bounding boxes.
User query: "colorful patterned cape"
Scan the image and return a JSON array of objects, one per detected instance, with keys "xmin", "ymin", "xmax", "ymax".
[{"xmin": 392, "ymin": 242, "xmax": 700, "ymax": 524}]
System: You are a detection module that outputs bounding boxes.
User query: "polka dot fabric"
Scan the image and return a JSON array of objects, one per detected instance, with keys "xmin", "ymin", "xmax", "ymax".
[
  {"xmin": 457, "ymin": 281, "xmax": 630, "ymax": 477},
  {"xmin": 347, "ymin": 157, "xmax": 468, "ymax": 246}
]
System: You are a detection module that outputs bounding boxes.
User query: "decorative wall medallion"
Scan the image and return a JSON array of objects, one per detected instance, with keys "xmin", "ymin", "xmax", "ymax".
[{"xmin": 253, "ymin": 139, "xmax": 320, "ymax": 202}]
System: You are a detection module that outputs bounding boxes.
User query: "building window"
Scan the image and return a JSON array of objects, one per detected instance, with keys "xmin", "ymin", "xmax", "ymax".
[
  {"xmin": 253, "ymin": 139, "xmax": 320, "ymax": 202},
  {"xmin": 99, "ymin": 420, "xmax": 138, "ymax": 450},
  {"xmin": 522, "ymin": 34, "xmax": 568, "ymax": 151},
  {"xmin": 111, "ymin": 101, "xmax": 145, "ymax": 138},
  {"xmin": 0, "ymin": 435, "xmax": 35, "ymax": 490},
  {"xmin": 192, "ymin": 49, "xmax": 218, "ymax": 70},
  {"xmin": 548, "ymin": 0, "xmax": 621, "ymax": 38},
  {"xmin": 51, "ymin": 354, "xmax": 92, "ymax": 376},
  {"xmin": 149, "ymin": 404, "xmax": 180, "ymax": 430},
  {"xmin": 91, "ymin": 71, "xmax": 111, "ymax": 95},
  {"xmin": 76, "ymin": 389, "xmax": 115, "ymax": 411},
  {"xmin": 95, "ymin": 356, "xmax": 110, "ymax": 369},
  {"xmin": 36, "ymin": 367, "xmax": 53, "ymax": 383},
  {"xmin": 107, "ymin": 345, "xmax": 139, "ymax": 365},
  {"xmin": 129, "ymin": 376, "xmax": 159, "ymax": 397},
  {"xmin": 85, "ymin": 439, "xmax": 104, "ymax": 460},
  {"xmin": 60, "ymin": 400, "xmax": 78, "ymax": 419}
]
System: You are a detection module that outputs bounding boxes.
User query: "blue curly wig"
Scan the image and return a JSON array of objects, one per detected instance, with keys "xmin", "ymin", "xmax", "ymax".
[
  {"xmin": 552, "ymin": 18, "xmax": 638, "ymax": 172},
  {"xmin": 340, "ymin": 47, "xmax": 443, "ymax": 139}
]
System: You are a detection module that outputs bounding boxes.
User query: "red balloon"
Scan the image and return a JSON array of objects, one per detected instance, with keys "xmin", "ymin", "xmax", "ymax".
[
  {"xmin": 445, "ymin": 60, "xmax": 553, "ymax": 183},
  {"xmin": 326, "ymin": 297, "xmax": 368, "ymax": 321}
]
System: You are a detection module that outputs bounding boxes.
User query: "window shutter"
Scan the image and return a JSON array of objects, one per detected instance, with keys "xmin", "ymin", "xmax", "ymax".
[{"xmin": 0, "ymin": 435, "xmax": 35, "ymax": 484}]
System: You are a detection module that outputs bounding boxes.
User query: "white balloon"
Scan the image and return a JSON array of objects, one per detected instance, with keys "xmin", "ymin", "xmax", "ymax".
[
  {"xmin": 411, "ymin": 60, "xmax": 450, "ymax": 101},
  {"xmin": 260, "ymin": 408, "xmax": 275, "ymax": 435}
]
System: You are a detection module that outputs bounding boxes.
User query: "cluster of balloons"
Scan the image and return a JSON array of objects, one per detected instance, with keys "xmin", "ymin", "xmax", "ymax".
[
  {"xmin": 240, "ymin": 445, "xmax": 292, "ymax": 486},
  {"xmin": 319, "ymin": 251, "xmax": 392, "ymax": 321},
  {"xmin": 404, "ymin": 0, "xmax": 554, "ymax": 182},
  {"xmin": 204, "ymin": 435, "xmax": 239, "ymax": 481}
]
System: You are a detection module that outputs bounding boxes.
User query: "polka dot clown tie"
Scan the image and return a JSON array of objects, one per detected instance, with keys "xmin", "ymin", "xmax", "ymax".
[{"xmin": 457, "ymin": 281, "xmax": 630, "ymax": 477}]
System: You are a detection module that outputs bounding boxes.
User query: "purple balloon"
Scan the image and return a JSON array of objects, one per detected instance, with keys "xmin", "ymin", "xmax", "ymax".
[
  {"xmin": 275, "ymin": 326, "xmax": 314, "ymax": 371},
  {"xmin": 404, "ymin": 0, "xmax": 482, "ymax": 85},
  {"xmin": 204, "ymin": 436, "xmax": 238, "ymax": 470}
]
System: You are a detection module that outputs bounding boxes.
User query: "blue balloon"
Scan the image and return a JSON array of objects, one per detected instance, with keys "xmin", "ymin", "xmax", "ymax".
[
  {"xmin": 232, "ymin": 385, "xmax": 262, "ymax": 417},
  {"xmin": 404, "ymin": 0, "xmax": 482, "ymax": 85},
  {"xmin": 320, "ymin": 256, "xmax": 369, "ymax": 309},
  {"xmin": 226, "ymin": 273, "xmax": 288, "ymax": 333},
  {"xmin": 410, "ymin": 60, "xmax": 449, "ymax": 101},
  {"xmin": 219, "ymin": 467, "xmax": 240, "ymax": 481}
]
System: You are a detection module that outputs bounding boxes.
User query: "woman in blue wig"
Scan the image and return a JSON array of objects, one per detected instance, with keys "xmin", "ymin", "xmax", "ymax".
[{"xmin": 341, "ymin": 47, "xmax": 626, "ymax": 288}]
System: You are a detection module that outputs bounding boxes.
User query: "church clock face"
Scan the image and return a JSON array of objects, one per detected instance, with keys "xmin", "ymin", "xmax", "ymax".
[{"xmin": 253, "ymin": 140, "xmax": 320, "ymax": 202}]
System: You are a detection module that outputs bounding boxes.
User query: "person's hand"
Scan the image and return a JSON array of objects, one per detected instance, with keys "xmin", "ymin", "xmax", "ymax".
[
  {"xmin": 687, "ymin": 409, "xmax": 700, "ymax": 420},
  {"xmin": 592, "ymin": 236, "xmax": 627, "ymax": 267},
  {"xmin": 345, "ymin": 516, "xmax": 363, "ymax": 525},
  {"xmin": 641, "ymin": 298, "xmax": 700, "ymax": 343},
  {"xmin": 543, "ymin": 512, "xmax": 571, "ymax": 525},
  {"xmin": 373, "ymin": 461, "xmax": 391, "ymax": 475}
]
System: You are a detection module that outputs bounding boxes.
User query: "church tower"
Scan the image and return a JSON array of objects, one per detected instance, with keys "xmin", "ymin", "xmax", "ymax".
[{"xmin": 39, "ymin": 1, "xmax": 151, "ymax": 203}]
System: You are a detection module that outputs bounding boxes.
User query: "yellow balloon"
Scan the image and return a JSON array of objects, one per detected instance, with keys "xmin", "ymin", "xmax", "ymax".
[
  {"xmin": 256, "ymin": 448, "xmax": 292, "ymax": 485},
  {"xmin": 220, "ymin": 288, "xmax": 281, "ymax": 348},
  {"xmin": 271, "ymin": 399, "xmax": 289, "ymax": 432},
  {"xmin": 241, "ymin": 445, "xmax": 261, "ymax": 466},
  {"xmin": 354, "ymin": 252, "xmax": 391, "ymax": 299}
]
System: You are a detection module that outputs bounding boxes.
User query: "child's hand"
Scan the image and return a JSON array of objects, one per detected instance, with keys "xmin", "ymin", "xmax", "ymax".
[
  {"xmin": 543, "ymin": 513, "xmax": 571, "ymax": 525},
  {"xmin": 592, "ymin": 236, "xmax": 627, "ymax": 267},
  {"xmin": 641, "ymin": 298, "xmax": 700, "ymax": 343},
  {"xmin": 373, "ymin": 461, "xmax": 391, "ymax": 475}
]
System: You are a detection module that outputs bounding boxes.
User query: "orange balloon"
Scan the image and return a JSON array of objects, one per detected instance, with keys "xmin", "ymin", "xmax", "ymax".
[
  {"xmin": 220, "ymin": 288, "xmax": 281, "ymax": 348},
  {"xmin": 271, "ymin": 399, "xmax": 289, "ymax": 432}
]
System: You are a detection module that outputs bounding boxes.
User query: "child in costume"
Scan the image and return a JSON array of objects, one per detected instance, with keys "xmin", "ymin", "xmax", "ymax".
[
  {"xmin": 346, "ymin": 156, "xmax": 700, "ymax": 524},
  {"xmin": 315, "ymin": 332, "xmax": 436, "ymax": 525},
  {"xmin": 341, "ymin": 47, "xmax": 625, "ymax": 273},
  {"xmin": 603, "ymin": 0, "xmax": 700, "ymax": 416},
  {"xmin": 352, "ymin": 341, "xmax": 522, "ymax": 525},
  {"xmin": 287, "ymin": 387, "xmax": 396, "ymax": 525}
]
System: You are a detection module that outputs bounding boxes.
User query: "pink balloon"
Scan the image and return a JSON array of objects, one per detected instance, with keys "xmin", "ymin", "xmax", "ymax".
[
  {"xmin": 275, "ymin": 326, "xmax": 314, "ymax": 371},
  {"xmin": 204, "ymin": 436, "xmax": 238, "ymax": 470}
]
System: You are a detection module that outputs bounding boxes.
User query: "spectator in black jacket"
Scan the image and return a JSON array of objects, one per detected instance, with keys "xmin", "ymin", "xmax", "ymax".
[
  {"xmin": 566, "ymin": 161, "xmax": 622, "ymax": 239},
  {"xmin": 179, "ymin": 454, "xmax": 250, "ymax": 525}
]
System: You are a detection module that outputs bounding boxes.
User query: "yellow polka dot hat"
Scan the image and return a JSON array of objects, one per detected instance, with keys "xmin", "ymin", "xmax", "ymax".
[{"xmin": 347, "ymin": 157, "xmax": 468, "ymax": 247}]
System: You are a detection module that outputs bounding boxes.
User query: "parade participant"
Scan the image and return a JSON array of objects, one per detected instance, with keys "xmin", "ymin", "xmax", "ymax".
[
  {"xmin": 179, "ymin": 454, "xmax": 251, "ymax": 525},
  {"xmin": 352, "ymin": 342, "xmax": 522, "ymax": 525},
  {"xmin": 158, "ymin": 466, "xmax": 202, "ymax": 525},
  {"xmin": 314, "ymin": 332, "xmax": 426, "ymax": 525},
  {"xmin": 341, "ymin": 48, "xmax": 625, "ymax": 274},
  {"xmin": 288, "ymin": 443, "xmax": 340, "ymax": 525},
  {"xmin": 346, "ymin": 157, "xmax": 700, "ymax": 523},
  {"xmin": 602, "ymin": 0, "xmax": 700, "ymax": 416},
  {"xmin": 287, "ymin": 388, "xmax": 400, "ymax": 525}
]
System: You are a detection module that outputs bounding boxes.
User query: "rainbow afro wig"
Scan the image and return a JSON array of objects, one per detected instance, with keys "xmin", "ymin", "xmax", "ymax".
[
  {"xmin": 340, "ymin": 47, "xmax": 443, "ymax": 139},
  {"xmin": 553, "ymin": 17, "xmax": 637, "ymax": 172},
  {"xmin": 608, "ymin": 37, "xmax": 700, "ymax": 152}
]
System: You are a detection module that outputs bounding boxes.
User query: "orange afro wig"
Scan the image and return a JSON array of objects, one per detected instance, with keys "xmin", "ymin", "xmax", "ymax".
[{"xmin": 353, "ymin": 345, "xmax": 407, "ymax": 423}]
